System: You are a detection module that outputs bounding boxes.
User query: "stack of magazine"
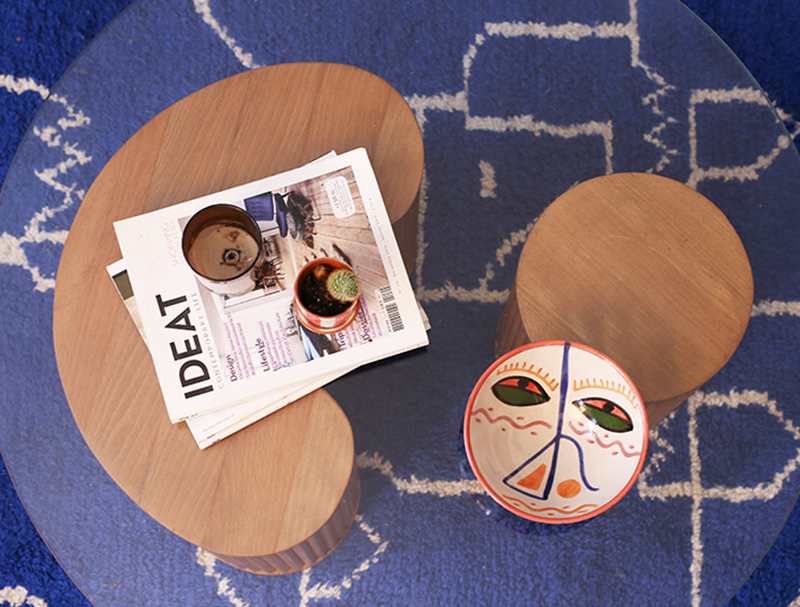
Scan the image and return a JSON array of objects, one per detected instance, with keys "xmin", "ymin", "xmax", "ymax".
[{"xmin": 110, "ymin": 148, "xmax": 429, "ymax": 449}]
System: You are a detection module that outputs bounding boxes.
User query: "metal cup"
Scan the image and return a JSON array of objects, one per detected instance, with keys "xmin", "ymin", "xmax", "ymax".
[{"xmin": 182, "ymin": 204, "xmax": 264, "ymax": 296}]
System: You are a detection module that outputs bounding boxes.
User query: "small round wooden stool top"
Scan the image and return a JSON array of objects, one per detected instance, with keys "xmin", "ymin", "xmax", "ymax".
[
  {"xmin": 496, "ymin": 173, "xmax": 753, "ymax": 425},
  {"xmin": 53, "ymin": 63, "xmax": 423, "ymax": 571}
]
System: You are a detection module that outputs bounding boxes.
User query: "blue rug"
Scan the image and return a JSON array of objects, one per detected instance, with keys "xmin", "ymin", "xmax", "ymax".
[{"xmin": 1, "ymin": 0, "xmax": 800, "ymax": 605}]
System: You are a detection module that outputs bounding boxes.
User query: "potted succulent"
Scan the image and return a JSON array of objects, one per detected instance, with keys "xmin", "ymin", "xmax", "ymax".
[{"xmin": 293, "ymin": 257, "xmax": 361, "ymax": 334}]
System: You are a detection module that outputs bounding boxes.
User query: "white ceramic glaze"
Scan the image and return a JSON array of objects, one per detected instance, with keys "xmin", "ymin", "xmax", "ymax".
[{"xmin": 464, "ymin": 340, "xmax": 648, "ymax": 524}]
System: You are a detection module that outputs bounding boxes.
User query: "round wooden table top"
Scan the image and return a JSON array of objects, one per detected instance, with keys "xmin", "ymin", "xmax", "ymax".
[
  {"xmin": 52, "ymin": 62, "xmax": 422, "ymax": 556},
  {"xmin": 499, "ymin": 172, "xmax": 754, "ymax": 405}
]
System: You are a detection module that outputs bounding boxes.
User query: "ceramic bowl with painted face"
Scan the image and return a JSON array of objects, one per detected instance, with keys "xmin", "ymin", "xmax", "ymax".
[{"xmin": 464, "ymin": 340, "xmax": 648, "ymax": 524}]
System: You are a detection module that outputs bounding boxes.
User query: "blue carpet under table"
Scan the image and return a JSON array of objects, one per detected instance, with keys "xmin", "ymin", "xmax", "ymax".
[{"xmin": 1, "ymin": 0, "xmax": 799, "ymax": 606}]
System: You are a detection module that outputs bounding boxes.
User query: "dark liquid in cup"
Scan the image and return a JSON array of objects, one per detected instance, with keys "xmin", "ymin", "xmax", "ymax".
[{"xmin": 185, "ymin": 223, "xmax": 260, "ymax": 280}]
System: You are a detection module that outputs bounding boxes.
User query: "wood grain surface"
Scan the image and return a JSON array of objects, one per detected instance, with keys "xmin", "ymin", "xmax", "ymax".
[
  {"xmin": 53, "ymin": 62, "xmax": 423, "ymax": 562},
  {"xmin": 496, "ymin": 172, "xmax": 753, "ymax": 425}
]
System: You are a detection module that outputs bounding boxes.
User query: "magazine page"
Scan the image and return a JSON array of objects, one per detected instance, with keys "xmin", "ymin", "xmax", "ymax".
[
  {"xmin": 107, "ymin": 260, "xmax": 358, "ymax": 448},
  {"xmin": 114, "ymin": 148, "xmax": 429, "ymax": 423},
  {"xmin": 107, "ymin": 260, "xmax": 147, "ymax": 345},
  {"xmin": 187, "ymin": 366, "xmax": 353, "ymax": 449}
]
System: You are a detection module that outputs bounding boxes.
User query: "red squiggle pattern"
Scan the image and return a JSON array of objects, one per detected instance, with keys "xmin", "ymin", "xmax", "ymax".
[
  {"xmin": 471, "ymin": 408, "xmax": 553, "ymax": 431},
  {"xmin": 568, "ymin": 421, "xmax": 641, "ymax": 458},
  {"xmin": 503, "ymin": 495, "xmax": 598, "ymax": 516}
]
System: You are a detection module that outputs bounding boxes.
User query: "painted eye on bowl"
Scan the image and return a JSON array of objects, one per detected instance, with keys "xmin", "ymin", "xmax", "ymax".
[
  {"xmin": 573, "ymin": 398, "xmax": 633, "ymax": 433},
  {"xmin": 491, "ymin": 376, "xmax": 550, "ymax": 406}
]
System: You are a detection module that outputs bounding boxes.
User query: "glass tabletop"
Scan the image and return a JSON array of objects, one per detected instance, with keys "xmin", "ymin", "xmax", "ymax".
[{"xmin": 1, "ymin": 0, "xmax": 799, "ymax": 605}]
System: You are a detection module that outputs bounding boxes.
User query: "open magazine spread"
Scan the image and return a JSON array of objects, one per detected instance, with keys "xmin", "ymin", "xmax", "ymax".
[{"xmin": 112, "ymin": 149, "xmax": 429, "ymax": 448}]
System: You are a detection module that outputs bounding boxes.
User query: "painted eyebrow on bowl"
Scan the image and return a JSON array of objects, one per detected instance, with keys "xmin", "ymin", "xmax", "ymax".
[
  {"xmin": 571, "ymin": 377, "xmax": 640, "ymax": 410},
  {"xmin": 494, "ymin": 361, "xmax": 560, "ymax": 393}
]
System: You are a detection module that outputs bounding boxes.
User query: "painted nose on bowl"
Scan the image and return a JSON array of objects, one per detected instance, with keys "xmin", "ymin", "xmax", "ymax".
[{"xmin": 557, "ymin": 479, "xmax": 582, "ymax": 499}]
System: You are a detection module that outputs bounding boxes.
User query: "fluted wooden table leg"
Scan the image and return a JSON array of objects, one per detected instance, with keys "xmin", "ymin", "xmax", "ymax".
[{"xmin": 211, "ymin": 461, "xmax": 360, "ymax": 575}]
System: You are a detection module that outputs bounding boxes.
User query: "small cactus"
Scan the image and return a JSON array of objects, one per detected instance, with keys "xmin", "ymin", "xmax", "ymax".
[{"xmin": 326, "ymin": 268, "xmax": 360, "ymax": 302}]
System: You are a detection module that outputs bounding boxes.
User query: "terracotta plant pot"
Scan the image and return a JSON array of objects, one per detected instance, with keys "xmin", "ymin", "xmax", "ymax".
[{"xmin": 293, "ymin": 257, "xmax": 361, "ymax": 334}]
